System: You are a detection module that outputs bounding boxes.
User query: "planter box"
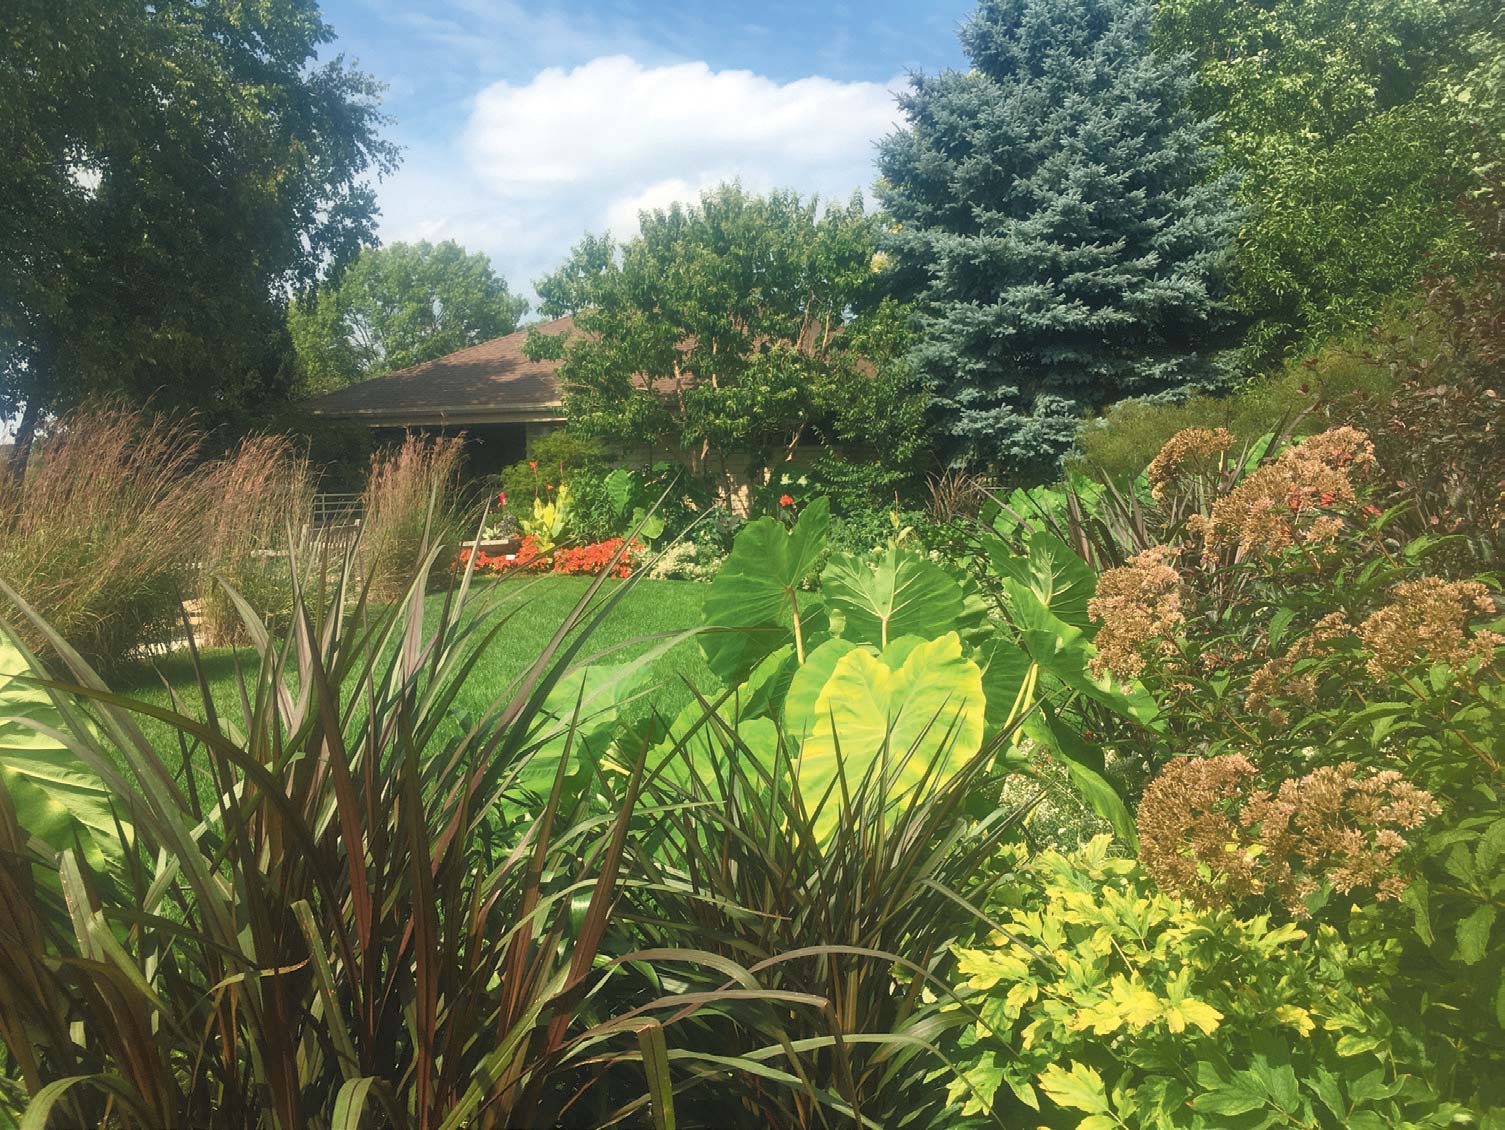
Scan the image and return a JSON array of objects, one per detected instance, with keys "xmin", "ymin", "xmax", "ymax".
[{"xmin": 463, "ymin": 537, "xmax": 522, "ymax": 557}]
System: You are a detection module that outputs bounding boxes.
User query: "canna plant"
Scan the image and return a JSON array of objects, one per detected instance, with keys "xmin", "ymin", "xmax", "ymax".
[{"xmin": 0, "ymin": 525, "xmax": 845, "ymax": 1128}]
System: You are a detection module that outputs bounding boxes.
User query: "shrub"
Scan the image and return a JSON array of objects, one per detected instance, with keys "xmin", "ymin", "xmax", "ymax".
[
  {"xmin": 941, "ymin": 836, "xmax": 1461, "ymax": 1126},
  {"xmin": 0, "ymin": 403, "xmax": 208, "ymax": 669},
  {"xmin": 1072, "ymin": 344, "xmax": 1396, "ymax": 481},
  {"xmin": 359, "ymin": 432, "xmax": 465, "ymax": 601},
  {"xmin": 196, "ymin": 435, "xmax": 314, "ymax": 645}
]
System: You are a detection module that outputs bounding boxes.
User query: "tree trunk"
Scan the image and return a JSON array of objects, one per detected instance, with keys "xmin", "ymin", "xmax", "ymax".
[{"xmin": 5, "ymin": 395, "xmax": 41, "ymax": 487}]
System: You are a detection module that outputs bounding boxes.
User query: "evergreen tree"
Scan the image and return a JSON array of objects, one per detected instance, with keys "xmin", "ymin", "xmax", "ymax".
[{"xmin": 876, "ymin": 0, "xmax": 1241, "ymax": 478}]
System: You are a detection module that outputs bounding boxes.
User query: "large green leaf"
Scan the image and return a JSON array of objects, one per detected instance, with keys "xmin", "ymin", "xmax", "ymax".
[
  {"xmin": 646, "ymin": 646, "xmax": 796, "ymax": 783},
  {"xmin": 783, "ymin": 637, "xmax": 860, "ymax": 742},
  {"xmin": 986, "ymin": 529, "xmax": 1098, "ymax": 631},
  {"xmin": 700, "ymin": 498, "xmax": 830, "ymax": 683},
  {"xmin": 798, "ymin": 632, "xmax": 985, "ymax": 835},
  {"xmin": 978, "ymin": 638, "xmax": 1035, "ymax": 734},
  {"xmin": 1005, "ymin": 582, "xmax": 1158, "ymax": 726},
  {"xmin": 822, "ymin": 543, "xmax": 966, "ymax": 650},
  {"xmin": 1032, "ymin": 702, "xmax": 1138, "ymax": 850},
  {"xmin": 0, "ymin": 640, "xmax": 123, "ymax": 868}
]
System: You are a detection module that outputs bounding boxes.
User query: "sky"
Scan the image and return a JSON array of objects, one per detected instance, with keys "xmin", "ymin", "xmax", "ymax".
[{"xmin": 316, "ymin": 0, "xmax": 973, "ymax": 304}]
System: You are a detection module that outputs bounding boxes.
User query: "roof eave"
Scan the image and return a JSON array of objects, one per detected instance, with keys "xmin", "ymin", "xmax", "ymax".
[{"xmin": 309, "ymin": 403, "xmax": 566, "ymax": 426}]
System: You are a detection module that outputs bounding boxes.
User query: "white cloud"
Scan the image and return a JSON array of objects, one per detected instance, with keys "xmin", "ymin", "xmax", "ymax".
[{"xmin": 374, "ymin": 55, "xmax": 901, "ymax": 298}]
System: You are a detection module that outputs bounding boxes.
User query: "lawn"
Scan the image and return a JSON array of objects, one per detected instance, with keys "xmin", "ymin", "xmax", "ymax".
[{"xmin": 115, "ymin": 574, "xmax": 713, "ymax": 754}]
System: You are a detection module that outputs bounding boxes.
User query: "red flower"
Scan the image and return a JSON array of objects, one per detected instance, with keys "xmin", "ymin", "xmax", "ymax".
[
  {"xmin": 779, "ymin": 494, "xmax": 794, "ymax": 507},
  {"xmin": 496, "ymin": 490, "xmax": 507, "ymax": 507}
]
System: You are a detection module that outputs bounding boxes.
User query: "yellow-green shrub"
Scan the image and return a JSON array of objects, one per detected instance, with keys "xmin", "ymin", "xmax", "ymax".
[{"xmin": 939, "ymin": 836, "xmax": 1459, "ymax": 1128}]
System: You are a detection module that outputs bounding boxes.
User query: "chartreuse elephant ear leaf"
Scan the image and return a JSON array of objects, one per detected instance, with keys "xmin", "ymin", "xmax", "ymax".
[
  {"xmin": 0, "ymin": 639, "xmax": 124, "ymax": 869},
  {"xmin": 822, "ymin": 542, "xmax": 966, "ymax": 650},
  {"xmin": 798, "ymin": 632, "xmax": 984, "ymax": 837},
  {"xmin": 701, "ymin": 498, "xmax": 830, "ymax": 683}
]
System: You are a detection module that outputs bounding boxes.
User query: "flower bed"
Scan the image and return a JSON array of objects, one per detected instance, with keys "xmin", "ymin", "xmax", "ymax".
[{"xmin": 455, "ymin": 536, "xmax": 641, "ymax": 578}]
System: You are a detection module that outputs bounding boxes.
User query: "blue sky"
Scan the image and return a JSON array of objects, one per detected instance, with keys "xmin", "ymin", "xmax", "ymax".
[{"xmin": 317, "ymin": 0, "xmax": 973, "ymax": 302}]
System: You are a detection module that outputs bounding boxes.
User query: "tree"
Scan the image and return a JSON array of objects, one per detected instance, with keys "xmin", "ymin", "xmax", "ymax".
[
  {"xmin": 876, "ymin": 0, "xmax": 1242, "ymax": 480},
  {"xmin": 0, "ymin": 0, "xmax": 397, "ymax": 468},
  {"xmin": 289, "ymin": 240, "xmax": 528, "ymax": 393},
  {"xmin": 528, "ymin": 185, "xmax": 926, "ymax": 484},
  {"xmin": 1154, "ymin": 0, "xmax": 1499, "ymax": 362}
]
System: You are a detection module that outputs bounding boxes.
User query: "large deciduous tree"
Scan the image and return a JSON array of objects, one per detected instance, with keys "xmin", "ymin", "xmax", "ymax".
[
  {"xmin": 0, "ymin": 0, "xmax": 397, "ymax": 467},
  {"xmin": 1154, "ymin": 0, "xmax": 1500, "ymax": 362},
  {"xmin": 527, "ymin": 185, "xmax": 926, "ymax": 484},
  {"xmin": 876, "ymin": 0, "xmax": 1241, "ymax": 480},
  {"xmin": 289, "ymin": 240, "xmax": 528, "ymax": 393}
]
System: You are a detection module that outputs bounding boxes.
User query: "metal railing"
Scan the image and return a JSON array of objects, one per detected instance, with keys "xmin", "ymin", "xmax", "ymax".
[{"xmin": 311, "ymin": 491, "xmax": 364, "ymax": 528}]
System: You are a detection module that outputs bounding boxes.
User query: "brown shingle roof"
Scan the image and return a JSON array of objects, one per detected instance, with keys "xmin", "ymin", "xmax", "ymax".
[{"xmin": 308, "ymin": 317, "xmax": 573, "ymax": 425}]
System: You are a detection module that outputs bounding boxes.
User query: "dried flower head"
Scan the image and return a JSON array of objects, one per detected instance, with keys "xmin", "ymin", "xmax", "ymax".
[
  {"xmin": 1358, "ymin": 577, "xmax": 1502, "ymax": 678},
  {"xmin": 1137, "ymin": 755, "xmax": 1262, "ymax": 908},
  {"xmin": 1146, "ymin": 427, "xmax": 1234, "ymax": 502},
  {"xmin": 1138, "ymin": 755, "xmax": 1439, "ymax": 915},
  {"xmin": 1242, "ymin": 612, "xmax": 1351, "ymax": 723},
  {"xmin": 1088, "ymin": 545, "xmax": 1184, "ymax": 679},
  {"xmin": 1243, "ymin": 764, "xmax": 1441, "ymax": 912},
  {"xmin": 1190, "ymin": 427, "xmax": 1376, "ymax": 559}
]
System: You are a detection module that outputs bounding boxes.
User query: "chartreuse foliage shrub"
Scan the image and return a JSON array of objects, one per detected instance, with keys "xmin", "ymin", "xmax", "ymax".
[{"xmin": 942, "ymin": 837, "xmax": 1463, "ymax": 1128}]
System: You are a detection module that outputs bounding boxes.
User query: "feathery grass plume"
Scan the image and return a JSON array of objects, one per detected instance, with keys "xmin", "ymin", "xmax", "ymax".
[
  {"xmin": 360, "ymin": 432, "xmax": 466, "ymax": 601},
  {"xmin": 0, "ymin": 402, "xmax": 207, "ymax": 668},
  {"xmin": 197, "ymin": 435, "xmax": 314, "ymax": 645},
  {"xmin": 1138, "ymin": 755, "xmax": 1438, "ymax": 915},
  {"xmin": 1358, "ymin": 577, "xmax": 1503, "ymax": 679},
  {"xmin": 1189, "ymin": 426, "xmax": 1376, "ymax": 560},
  {"xmin": 1087, "ymin": 545, "xmax": 1185, "ymax": 680}
]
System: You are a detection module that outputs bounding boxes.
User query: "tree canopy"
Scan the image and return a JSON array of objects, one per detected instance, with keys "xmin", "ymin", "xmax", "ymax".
[
  {"xmin": 1154, "ymin": 0, "xmax": 1501, "ymax": 361},
  {"xmin": 876, "ymin": 0, "xmax": 1241, "ymax": 480},
  {"xmin": 290, "ymin": 240, "xmax": 527, "ymax": 393},
  {"xmin": 0, "ymin": 0, "xmax": 397, "ymax": 458},
  {"xmin": 527, "ymin": 185, "xmax": 926, "ymax": 480}
]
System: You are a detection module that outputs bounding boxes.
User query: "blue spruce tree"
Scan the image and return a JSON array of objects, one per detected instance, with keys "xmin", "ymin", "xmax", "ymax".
[{"xmin": 876, "ymin": 0, "xmax": 1241, "ymax": 478}]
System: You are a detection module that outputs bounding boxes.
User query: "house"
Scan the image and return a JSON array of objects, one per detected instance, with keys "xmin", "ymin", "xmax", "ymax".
[
  {"xmin": 308, "ymin": 314, "xmax": 874, "ymax": 509},
  {"xmin": 307, "ymin": 317, "xmax": 573, "ymax": 476}
]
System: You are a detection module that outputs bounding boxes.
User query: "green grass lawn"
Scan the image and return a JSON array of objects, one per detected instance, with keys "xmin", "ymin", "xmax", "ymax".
[{"xmin": 114, "ymin": 575, "xmax": 713, "ymax": 754}]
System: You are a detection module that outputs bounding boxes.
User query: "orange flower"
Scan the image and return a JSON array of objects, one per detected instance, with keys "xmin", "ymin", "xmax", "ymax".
[{"xmin": 779, "ymin": 494, "xmax": 794, "ymax": 507}]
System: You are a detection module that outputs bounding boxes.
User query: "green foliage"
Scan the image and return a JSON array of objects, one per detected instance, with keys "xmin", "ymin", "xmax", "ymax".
[
  {"xmin": 942, "ymin": 837, "xmax": 1462, "ymax": 1127},
  {"xmin": 0, "ymin": 522, "xmax": 892, "ymax": 1127},
  {"xmin": 0, "ymin": 637, "xmax": 122, "ymax": 870},
  {"xmin": 290, "ymin": 240, "xmax": 527, "ymax": 393},
  {"xmin": 0, "ymin": 0, "xmax": 397, "ymax": 444},
  {"xmin": 876, "ymin": 0, "xmax": 1242, "ymax": 479},
  {"xmin": 691, "ymin": 497, "xmax": 1149, "ymax": 847},
  {"xmin": 530, "ymin": 184, "xmax": 924, "ymax": 478},
  {"xmin": 1154, "ymin": 0, "xmax": 1496, "ymax": 361},
  {"xmin": 1072, "ymin": 345, "xmax": 1397, "ymax": 482},
  {"xmin": 700, "ymin": 497, "xmax": 833, "ymax": 683}
]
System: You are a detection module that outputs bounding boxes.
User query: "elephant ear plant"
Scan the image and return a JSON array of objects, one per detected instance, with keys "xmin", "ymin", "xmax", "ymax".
[{"xmin": 0, "ymin": 528, "xmax": 834, "ymax": 1128}]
